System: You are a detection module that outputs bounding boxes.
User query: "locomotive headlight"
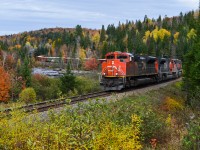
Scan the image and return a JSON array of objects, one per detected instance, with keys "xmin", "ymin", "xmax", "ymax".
[
  {"xmin": 103, "ymin": 73, "xmax": 106, "ymax": 76},
  {"xmin": 116, "ymin": 73, "xmax": 118, "ymax": 76}
]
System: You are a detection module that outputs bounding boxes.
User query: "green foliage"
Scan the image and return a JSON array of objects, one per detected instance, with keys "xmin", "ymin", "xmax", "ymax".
[
  {"xmin": 0, "ymin": 100, "xmax": 143, "ymax": 149},
  {"xmin": 174, "ymin": 81, "xmax": 183, "ymax": 90},
  {"xmin": 20, "ymin": 57, "xmax": 31, "ymax": 87},
  {"xmin": 0, "ymin": 10, "xmax": 198, "ymax": 62},
  {"xmin": 31, "ymin": 74, "xmax": 61, "ymax": 100},
  {"xmin": 99, "ymin": 25, "xmax": 106, "ymax": 43},
  {"xmin": 75, "ymin": 76, "xmax": 101, "ymax": 94},
  {"xmin": 60, "ymin": 71, "xmax": 76, "ymax": 94},
  {"xmin": 182, "ymin": 118, "xmax": 200, "ymax": 150},
  {"xmin": 183, "ymin": 13, "xmax": 200, "ymax": 107},
  {"xmin": 19, "ymin": 87, "xmax": 36, "ymax": 103},
  {"xmin": 0, "ymin": 82, "xmax": 191, "ymax": 149}
]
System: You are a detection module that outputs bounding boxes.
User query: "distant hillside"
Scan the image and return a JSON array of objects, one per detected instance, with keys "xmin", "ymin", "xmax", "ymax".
[{"xmin": 0, "ymin": 10, "xmax": 198, "ymax": 66}]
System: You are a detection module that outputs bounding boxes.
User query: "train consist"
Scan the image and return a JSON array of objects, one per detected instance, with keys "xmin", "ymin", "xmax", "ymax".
[{"xmin": 100, "ymin": 51, "xmax": 182, "ymax": 91}]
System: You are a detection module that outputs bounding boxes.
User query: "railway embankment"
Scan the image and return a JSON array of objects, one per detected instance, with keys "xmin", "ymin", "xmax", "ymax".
[{"xmin": 0, "ymin": 78, "xmax": 199, "ymax": 149}]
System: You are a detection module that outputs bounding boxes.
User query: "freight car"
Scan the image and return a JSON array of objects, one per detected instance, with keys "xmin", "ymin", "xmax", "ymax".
[{"xmin": 100, "ymin": 51, "xmax": 182, "ymax": 91}]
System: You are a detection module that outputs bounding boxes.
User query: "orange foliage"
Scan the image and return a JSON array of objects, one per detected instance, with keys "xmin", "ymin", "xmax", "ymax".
[
  {"xmin": 150, "ymin": 138, "xmax": 157, "ymax": 149},
  {"xmin": 5, "ymin": 55, "xmax": 15, "ymax": 69},
  {"xmin": 33, "ymin": 74, "xmax": 47, "ymax": 81},
  {"xmin": 84, "ymin": 58, "xmax": 98, "ymax": 71},
  {"xmin": 14, "ymin": 44, "xmax": 22, "ymax": 50},
  {"xmin": 0, "ymin": 66, "xmax": 11, "ymax": 102}
]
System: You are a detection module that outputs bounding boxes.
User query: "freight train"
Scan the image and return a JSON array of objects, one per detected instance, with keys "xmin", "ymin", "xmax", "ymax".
[{"xmin": 100, "ymin": 51, "xmax": 182, "ymax": 91}]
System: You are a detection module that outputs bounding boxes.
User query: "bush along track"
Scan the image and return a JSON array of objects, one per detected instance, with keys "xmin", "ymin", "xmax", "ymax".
[{"xmin": 0, "ymin": 81, "xmax": 199, "ymax": 149}]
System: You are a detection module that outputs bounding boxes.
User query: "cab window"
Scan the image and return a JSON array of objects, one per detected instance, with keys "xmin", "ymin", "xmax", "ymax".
[
  {"xmin": 106, "ymin": 55, "xmax": 115, "ymax": 59},
  {"xmin": 117, "ymin": 55, "xmax": 127, "ymax": 59}
]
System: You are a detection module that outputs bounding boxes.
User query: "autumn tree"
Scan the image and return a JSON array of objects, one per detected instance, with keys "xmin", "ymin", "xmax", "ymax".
[
  {"xmin": 0, "ymin": 66, "xmax": 11, "ymax": 102},
  {"xmin": 92, "ymin": 32, "xmax": 100, "ymax": 50},
  {"xmin": 84, "ymin": 58, "xmax": 98, "ymax": 71}
]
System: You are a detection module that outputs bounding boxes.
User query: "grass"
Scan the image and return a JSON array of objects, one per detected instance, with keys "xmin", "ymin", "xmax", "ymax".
[{"xmin": 0, "ymin": 81, "xmax": 196, "ymax": 149}]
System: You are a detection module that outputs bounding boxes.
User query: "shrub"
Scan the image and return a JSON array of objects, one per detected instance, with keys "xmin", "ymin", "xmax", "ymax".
[
  {"xmin": 60, "ymin": 72, "xmax": 76, "ymax": 94},
  {"xmin": 174, "ymin": 81, "xmax": 182, "ymax": 90},
  {"xmin": 75, "ymin": 76, "xmax": 101, "ymax": 94},
  {"xmin": 93, "ymin": 115, "xmax": 142, "ymax": 150},
  {"xmin": 19, "ymin": 88, "xmax": 36, "ymax": 103},
  {"xmin": 182, "ymin": 118, "xmax": 200, "ymax": 150},
  {"xmin": 84, "ymin": 58, "xmax": 98, "ymax": 71},
  {"xmin": 32, "ymin": 74, "xmax": 61, "ymax": 100},
  {"xmin": 163, "ymin": 97, "xmax": 184, "ymax": 112},
  {"xmin": 139, "ymin": 108, "xmax": 168, "ymax": 144}
]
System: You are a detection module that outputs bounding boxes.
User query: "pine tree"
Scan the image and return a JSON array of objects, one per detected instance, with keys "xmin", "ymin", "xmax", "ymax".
[
  {"xmin": 183, "ymin": 3, "xmax": 200, "ymax": 106},
  {"xmin": 60, "ymin": 63, "xmax": 76, "ymax": 94},
  {"xmin": 100, "ymin": 25, "xmax": 106, "ymax": 43},
  {"xmin": 20, "ymin": 57, "xmax": 31, "ymax": 87}
]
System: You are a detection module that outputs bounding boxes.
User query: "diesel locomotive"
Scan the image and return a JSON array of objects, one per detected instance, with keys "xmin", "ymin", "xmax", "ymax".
[{"xmin": 100, "ymin": 51, "xmax": 182, "ymax": 91}]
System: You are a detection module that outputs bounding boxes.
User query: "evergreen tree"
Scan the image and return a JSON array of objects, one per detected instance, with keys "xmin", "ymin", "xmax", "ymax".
[
  {"xmin": 100, "ymin": 25, "xmax": 106, "ymax": 43},
  {"xmin": 20, "ymin": 57, "xmax": 31, "ymax": 87},
  {"xmin": 60, "ymin": 63, "xmax": 76, "ymax": 94},
  {"xmin": 183, "ymin": 7, "xmax": 200, "ymax": 106}
]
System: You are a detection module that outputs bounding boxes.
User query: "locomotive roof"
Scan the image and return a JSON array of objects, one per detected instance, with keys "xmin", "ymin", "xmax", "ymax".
[{"xmin": 106, "ymin": 51, "xmax": 133, "ymax": 57}]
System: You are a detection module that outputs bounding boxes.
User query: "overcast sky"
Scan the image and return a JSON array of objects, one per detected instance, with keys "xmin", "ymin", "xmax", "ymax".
[{"xmin": 0, "ymin": 0, "xmax": 198, "ymax": 36}]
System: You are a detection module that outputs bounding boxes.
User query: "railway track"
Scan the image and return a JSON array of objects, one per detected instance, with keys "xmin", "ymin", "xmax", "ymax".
[
  {"xmin": 2, "ymin": 91, "xmax": 111, "ymax": 113},
  {"xmin": 2, "ymin": 77, "xmax": 181, "ymax": 114}
]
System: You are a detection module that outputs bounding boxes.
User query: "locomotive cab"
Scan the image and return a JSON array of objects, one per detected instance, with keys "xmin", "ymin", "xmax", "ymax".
[
  {"xmin": 101, "ymin": 51, "xmax": 132, "ymax": 90},
  {"xmin": 102, "ymin": 51, "xmax": 132, "ymax": 77}
]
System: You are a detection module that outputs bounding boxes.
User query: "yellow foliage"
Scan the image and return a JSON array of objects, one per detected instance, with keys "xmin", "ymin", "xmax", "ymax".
[
  {"xmin": 8, "ymin": 46, "xmax": 14, "ymax": 51},
  {"xmin": 165, "ymin": 114, "xmax": 172, "ymax": 127},
  {"xmin": 143, "ymin": 30, "xmax": 151, "ymax": 43},
  {"xmin": 14, "ymin": 44, "xmax": 21, "ymax": 49},
  {"xmin": 158, "ymin": 29, "xmax": 171, "ymax": 41},
  {"xmin": 26, "ymin": 35, "xmax": 31, "ymax": 42},
  {"xmin": 173, "ymin": 32, "xmax": 179, "ymax": 44},
  {"xmin": 93, "ymin": 114, "xmax": 142, "ymax": 150},
  {"xmin": 25, "ymin": 41, "xmax": 31, "ymax": 47},
  {"xmin": 150, "ymin": 27, "xmax": 159, "ymax": 42},
  {"xmin": 52, "ymin": 41, "xmax": 56, "ymax": 48},
  {"xmin": 48, "ymin": 39, "xmax": 52, "ymax": 44},
  {"xmin": 92, "ymin": 33, "xmax": 100, "ymax": 44},
  {"xmin": 19, "ymin": 88, "xmax": 36, "ymax": 104},
  {"xmin": 146, "ymin": 18, "xmax": 153, "ymax": 26},
  {"xmin": 79, "ymin": 48, "xmax": 86, "ymax": 60},
  {"xmin": 164, "ymin": 97, "xmax": 184, "ymax": 112},
  {"xmin": 187, "ymin": 28, "xmax": 196, "ymax": 40},
  {"xmin": 150, "ymin": 27, "xmax": 171, "ymax": 42}
]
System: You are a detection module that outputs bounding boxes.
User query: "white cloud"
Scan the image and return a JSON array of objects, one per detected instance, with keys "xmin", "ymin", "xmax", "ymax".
[
  {"xmin": 177, "ymin": 0, "xmax": 198, "ymax": 9},
  {"xmin": 0, "ymin": 0, "xmax": 199, "ymax": 35}
]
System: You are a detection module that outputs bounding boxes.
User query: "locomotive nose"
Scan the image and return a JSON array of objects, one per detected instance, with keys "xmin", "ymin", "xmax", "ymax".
[{"xmin": 103, "ymin": 60, "xmax": 119, "ymax": 76}]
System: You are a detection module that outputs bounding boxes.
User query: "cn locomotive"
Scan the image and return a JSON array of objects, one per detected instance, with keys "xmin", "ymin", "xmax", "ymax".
[{"xmin": 100, "ymin": 51, "xmax": 182, "ymax": 91}]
